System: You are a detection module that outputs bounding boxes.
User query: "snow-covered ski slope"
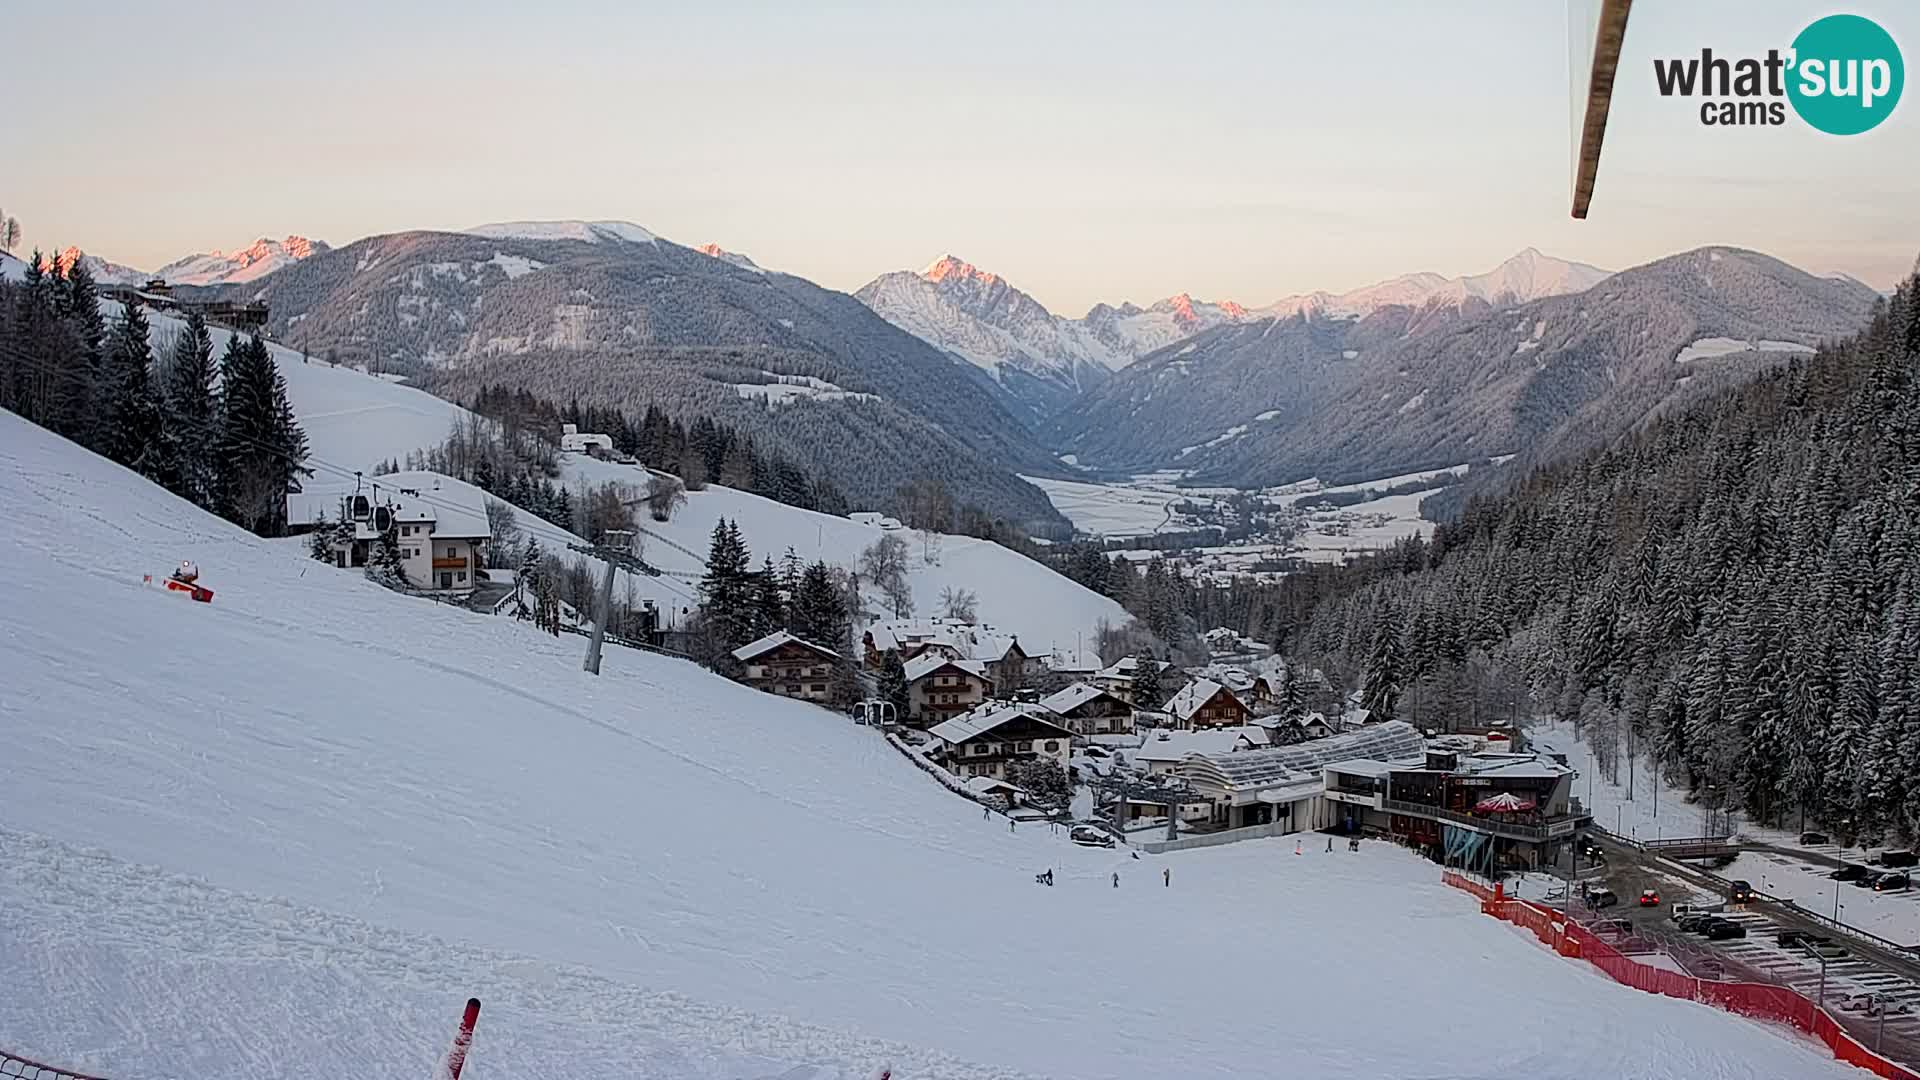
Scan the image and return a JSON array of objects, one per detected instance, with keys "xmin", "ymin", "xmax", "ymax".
[
  {"xmin": 0, "ymin": 413, "xmax": 1865, "ymax": 1079},
  {"xmin": 150, "ymin": 307, "xmax": 1124, "ymax": 653}
]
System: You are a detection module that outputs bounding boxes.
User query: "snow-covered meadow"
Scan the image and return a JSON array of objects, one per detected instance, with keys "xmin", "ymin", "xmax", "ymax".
[{"xmin": 0, "ymin": 413, "xmax": 1868, "ymax": 1080}]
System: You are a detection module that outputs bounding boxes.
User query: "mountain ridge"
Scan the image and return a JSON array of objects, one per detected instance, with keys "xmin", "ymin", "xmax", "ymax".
[{"xmin": 1051, "ymin": 245, "xmax": 1879, "ymax": 488}]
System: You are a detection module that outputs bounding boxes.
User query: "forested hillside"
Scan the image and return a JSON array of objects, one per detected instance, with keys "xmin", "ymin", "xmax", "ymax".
[{"xmin": 1282, "ymin": 265, "xmax": 1920, "ymax": 844}]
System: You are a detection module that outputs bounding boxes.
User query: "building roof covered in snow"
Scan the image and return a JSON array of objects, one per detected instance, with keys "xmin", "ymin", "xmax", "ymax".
[
  {"xmin": 732, "ymin": 630, "xmax": 839, "ymax": 663},
  {"xmin": 1096, "ymin": 656, "xmax": 1173, "ymax": 682},
  {"xmin": 903, "ymin": 653, "xmax": 988, "ymax": 683},
  {"xmin": 848, "ymin": 511, "xmax": 905, "ymax": 530},
  {"xmin": 1039, "ymin": 681, "xmax": 1121, "ymax": 715},
  {"xmin": 1321, "ymin": 758, "xmax": 1399, "ymax": 779},
  {"xmin": 928, "ymin": 703, "xmax": 1072, "ymax": 746},
  {"xmin": 1187, "ymin": 663, "xmax": 1255, "ymax": 693},
  {"xmin": 1167, "ymin": 678, "xmax": 1240, "ymax": 723},
  {"xmin": 1135, "ymin": 728, "xmax": 1250, "ymax": 763}
]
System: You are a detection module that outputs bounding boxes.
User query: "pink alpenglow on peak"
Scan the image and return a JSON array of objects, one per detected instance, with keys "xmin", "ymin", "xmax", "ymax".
[
  {"xmin": 153, "ymin": 236, "xmax": 331, "ymax": 286},
  {"xmin": 921, "ymin": 254, "xmax": 1002, "ymax": 288}
]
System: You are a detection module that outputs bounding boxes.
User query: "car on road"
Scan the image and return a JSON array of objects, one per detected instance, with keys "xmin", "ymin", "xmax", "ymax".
[
  {"xmin": 1801, "ymin": 831, "xmax": 1831, "ymax": 845},
  {"xmin": 1729, "ymin": 879, "xmax": 1757, "ymax": 903},
  {"xmin": 1705, "ymin": 918, "xmax": 1748, "ymax": 940},
  {"xmin": 1875, "ymin": 872, "xmax": 1911, "ymax": 892},
  {"xmin": 1638, "ymin": 888, "xmax": 1661, "ymax": 907},
  {"xmin": 1830, "ymin": 863, "xmax": 1870, "ymax": 882},
  {"xmin": 1069, "ymin": 824, "xmax": 1116, "ymax": 848}
]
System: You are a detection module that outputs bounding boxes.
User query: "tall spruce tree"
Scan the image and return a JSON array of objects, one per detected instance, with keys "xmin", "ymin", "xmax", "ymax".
[
  {"xmin": 1358, "ymin": 606, "xmax": 1404, "ymax": 722},
  {"xmin": 102, "ymin": 300, "xmax": 171, "ymax": 485},
  {"xmin": 698, "ymin": 518, "xmax": 754, "ymax": 651},
  {"xmin": 793, "ymin": 560, "xmax": 847, "ymax": 651},
  {"xmin": 1131, "ymin": 654, "xmax": 1163, "ymax": 709},
  {"xmin": 878, "ymin": 648, "xmax": 911, "ymax": 722},
  {"xmin": 163, "ymin": 310, "xmax": 218, "ymax": 507}
]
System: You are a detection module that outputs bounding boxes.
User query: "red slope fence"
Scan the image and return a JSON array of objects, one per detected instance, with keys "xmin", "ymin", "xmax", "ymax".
[{"xmin": 1441, "ymin": 871, "xmax": 1920, "ymax": 1080}]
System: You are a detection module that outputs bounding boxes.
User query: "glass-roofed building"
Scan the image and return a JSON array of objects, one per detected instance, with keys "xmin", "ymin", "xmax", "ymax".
[{"xmin": 1175, "ymin": 722, "xmax": 1427, "ymax": 834}]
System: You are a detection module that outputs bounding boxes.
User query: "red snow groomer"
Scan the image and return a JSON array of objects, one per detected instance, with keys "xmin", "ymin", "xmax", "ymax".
[{"xmin": 148, "ymin": 560, "xmax": 214, "ymax": 603}]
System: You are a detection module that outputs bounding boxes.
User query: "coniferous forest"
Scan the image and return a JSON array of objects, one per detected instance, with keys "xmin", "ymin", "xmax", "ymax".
[
  {"xmin": 1, "ymin": 251, "xmax": 309, "ymax": 535},
  {"xmin": 1259, "ymin": 266, "xmax": 1920, "ymax": 844}
]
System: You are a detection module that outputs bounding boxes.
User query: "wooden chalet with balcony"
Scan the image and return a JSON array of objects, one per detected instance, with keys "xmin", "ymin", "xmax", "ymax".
[{"xmin": 732, "ymin": 631, "xmax": 840, "ymax": 704}]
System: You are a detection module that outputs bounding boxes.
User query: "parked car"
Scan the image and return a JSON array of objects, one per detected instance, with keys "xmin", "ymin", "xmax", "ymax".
[
  {"xmin": 1830, "ymin": 863, "xmax": 1870, "ymax": 882},
  {"xmin": 1069, "ymin": 824, "xmax": 1116, "ymax": 848},
  {"xmin": 1729, "ymin": 879, "xmax": 1757, "ymax": 903},
  {"xmin": 1803, "ymin": 939, "xmax": 1850, "ymax": 961},
  {"xmin": 1671, "ymin": 901, "xmax": 1723, "ymax": 921},
  {"xmin": 1082, "ymin": 745, "xmax": 1113, "ymax": 759},
  {"xmin": 1586, "ymin": 888, "xmax": 1619, "ymax": 910},
  {"xmin": 1705, "ymin": 919, "xmax": 1748, "ymax": 940},
  {"xmin": 1857, "ymin": 871, "xmax": 1889, "ymax": 889},
  {"xmin": 1778, "ymin": 929, "xmax": 1815, "ymax": 949},
  {"xmin": 1800, "ymin": 831, "xmax": 1831, "ymax": 845},
  {"xmin": 1875, "ymin": 872, "xmax": 1911, "ymax": 892},
  {"xmin": 1882, "ymin": 851, "xmax": 1919, "ymax": 868},
  {"xmin": 1594, "ymin": 916, "xmax": 1635, "ymax": 935},
  {"xmin": 1679, "ymin": 913, "xmax": 1718, "ymax": 933},
  {"xmin": 1638, "ymin": 888, "xmax": 1662, "ymax": 907}
]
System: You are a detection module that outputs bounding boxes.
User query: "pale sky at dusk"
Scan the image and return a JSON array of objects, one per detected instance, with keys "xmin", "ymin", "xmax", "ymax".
[{"xmin": 9, "ymin": 0, "xmax": 1916, "ymax": 313}]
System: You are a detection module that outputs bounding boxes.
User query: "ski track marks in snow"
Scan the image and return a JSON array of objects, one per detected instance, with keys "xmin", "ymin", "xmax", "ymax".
[{"xmin": 0, "ymin": 829, "xmax": 1020, "ymax": 1080}]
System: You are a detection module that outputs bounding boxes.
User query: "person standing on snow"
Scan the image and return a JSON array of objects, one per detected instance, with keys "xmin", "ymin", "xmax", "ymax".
[
  {"xmin": 1163, "ymin": 867, "xmax": 1170, "ymax": 887},
  {"xmin": 1111, "ymin": 871, "xmax": 1119, "ymax": 889}
]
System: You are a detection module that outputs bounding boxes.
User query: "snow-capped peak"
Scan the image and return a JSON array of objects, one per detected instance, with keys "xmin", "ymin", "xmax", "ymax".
[
  {"xmin": 463, "ymin": 220, "xmax": 662, "ymax": 247},
  {"xmin": 153, "ymin": 236, "xmax": 330, "ymax": 286},
  {"xmin": 696, "ymin": 243, "xmax": 766, "ymax": 273},
  {"xmin": 37, "ymin": 247, "xmax": 150, "ymax": 285},
  {"xmin": 1262, "ymin": 248, "xmax": 1611, "ymax": 319},
  {"xmin": 921, "ymin": 254, "xmax": 1002, "ymax": 288}
]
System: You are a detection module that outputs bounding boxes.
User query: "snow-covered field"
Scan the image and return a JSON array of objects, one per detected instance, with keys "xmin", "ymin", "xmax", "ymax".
[
  {"xmin": 1018, "ymin": 474, "xmax": 1181, "ymax": 537},
  {"xmin": 131, "ymin": 307, "xmax": 1126, "ymax": 656},
  {"xmin": 1026, "ymin": 464, "xmax": 1461, "ymax": 571},
  {"xmin": 0, "ymin": 414, "xmax": 1866, "ymax": 1080}
]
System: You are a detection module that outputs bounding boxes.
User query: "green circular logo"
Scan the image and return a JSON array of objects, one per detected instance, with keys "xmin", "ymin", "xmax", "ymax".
[{"xmin": 1788, "ymin": 14, "xmax": 1903, "ymax": 135}]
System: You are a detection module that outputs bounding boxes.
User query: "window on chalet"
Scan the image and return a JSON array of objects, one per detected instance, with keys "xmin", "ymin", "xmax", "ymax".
[{"xmin": 1044, "ymin": 741, "xmax": 1059, "ymax": 752}]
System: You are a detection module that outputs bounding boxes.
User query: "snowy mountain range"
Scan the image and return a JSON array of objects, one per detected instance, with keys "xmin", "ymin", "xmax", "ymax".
[
  {"xmin": 152, "ymin": 236, "xmax": 330, "ymax": 286},
  {"xmin": 1261, "ymin": 248, "xmax": 1612, "ymax": 319},
  {"xmin": 240, "ymin": 222, "xmax": 1068, "ymax": 525},
  {"xmin": 855, "ymin": 255, "xmax": 1248, "ymax": 420},
  {"xmin": 1052, "ymin": 247, "xmax": 1879, "ymax": 487}
]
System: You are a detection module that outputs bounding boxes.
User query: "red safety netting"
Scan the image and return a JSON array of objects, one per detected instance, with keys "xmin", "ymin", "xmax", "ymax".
[{"xmin": 1441, "ymin": 874, "xmax": 1920, "ymax": 1080}]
